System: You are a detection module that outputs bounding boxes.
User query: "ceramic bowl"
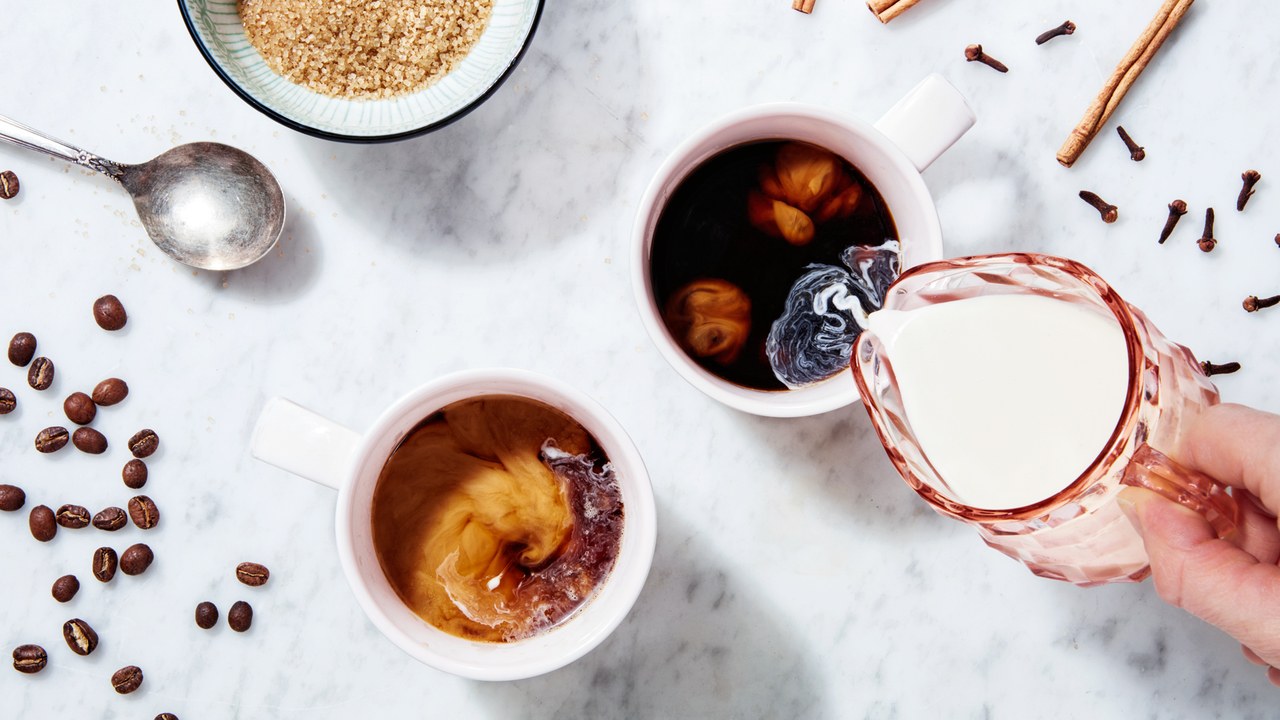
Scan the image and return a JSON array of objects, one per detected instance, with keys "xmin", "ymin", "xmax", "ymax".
[{"xmin": 178, "ymin": 0, "xmax": 543, "ymax": 142}]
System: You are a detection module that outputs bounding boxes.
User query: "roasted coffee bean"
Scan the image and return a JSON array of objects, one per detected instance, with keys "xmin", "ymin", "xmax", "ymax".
[
  {"xmin": 0, "ymin": 388, "xmax": 15, "ymax": 414},
  {"xmin": 195, "ymin": 601, "xmax": 218, "ymax": 629},
  {"xmin": 7, "ymin": 332, "xmax": 36, "ymax": 366},
  {"xmin": 111, "ymin": 665, "xmax": 143, "ymax": 694},
  {"xmin": 35, "ymin": 426, "xmax": 69, "ymax": 453},
  {"xmin": 228, "ymin": 601, "xmax": 253, "ymax": 632},
  {"xmin": 29, "ymin": 505, "xmax": 56, "ymax": 542},
  {"xmin": 63, "ymin": 392, "xmax": 97, "ymax": 425},
  {"xmin": 28, "ymin": 356, "xmax": 54, "ymax": 390},
  {"xmin": 52, "ymin": 574, "xmax": 80, "ymax": 603},
  {"xmin": 120, "ymin": 543, "xmax": 153, "ymax": 576},
  {"xmin": 128, "ymin": 428, "xmax": 159, "ymax": 458},
  {"xmin": 156, "ymin": 714, "xmax": 180, "ymax": 720},
  {"xmin": 72, "ymin": 427, "xmax": 108, "ymax": 454},
  {"xmin": 12, "ymin": 645, "xmax": 46, "ymax": 674},
  {"xmin": 91, "ymin": 377, "xmax": 128, "ymax": 406},
  {"xmin": 92, "ymin": 546, "xmax": 118, "ymax": 582},
  {"xmin": 93, "ymin": 295, "xmax": 128, "ymax": 331},
  {"xmin": 127, "ymin": 495, "xmax": 159, "ymax": 529},
  {"xmin": 55, "ymin": 504, "xmax": 91, "ymax": 529},
  {"xmin": 122, "ymin": 459, "xmax": 148, "ymax": 489},
  {"xmin": 0, "ymin": 484, "xmax": 25, "ymax": 512},
  {"xmin": 0, "ymin": 170, "xmax": 18, "ymax": 200},
  {"xmin": 92, "ymin": 506, "xmax": 127, "ymax": 531},
  {"xmin": 62, "ymin": 618, "xmax": 99, "ymax": 656},
  {"xmin": 235, "ymin": 562, "xmax": 270, "ymax": 587}
]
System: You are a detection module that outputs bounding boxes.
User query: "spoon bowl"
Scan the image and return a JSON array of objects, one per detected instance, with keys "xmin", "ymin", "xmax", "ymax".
[
  {"xmin": 121, "ymin": 143, "xmax": 285, "ymax": 271},
  {"xmin": 0, "ymin": 115, "xmax": 285, "ymax": 271}
]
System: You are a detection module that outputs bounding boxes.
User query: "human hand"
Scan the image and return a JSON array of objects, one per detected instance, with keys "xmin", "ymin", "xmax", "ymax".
[{"xmin": 1118, "ymin": 403, "xmax": 1280, "ymax": 686}]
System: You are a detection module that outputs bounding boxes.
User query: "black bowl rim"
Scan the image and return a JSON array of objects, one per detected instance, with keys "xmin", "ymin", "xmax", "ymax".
[{"xmin": 177, "ymin": 0, "xmax": 545, "ymax": 144}]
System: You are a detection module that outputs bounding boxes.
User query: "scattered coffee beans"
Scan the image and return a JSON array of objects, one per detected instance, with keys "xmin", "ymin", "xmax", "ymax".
[
  {"xmin": 122, "ymin": 459, "xmax": 148, "ymax": 489},
  {"xmin": 72, "ymin": 426, "xmax": 108, "ymax": 454},
  {"xmin": 236, "ymin": 562, "xmax": 270, "ymax": 587},
  {"xmin": 0, "ymin": 388, "xmax": 15, "ymax": 415},
  {"xmin": 195, "ymin": 601, "xmax": 219, "ymax": 629},
  {"xmin": 0, "ymin": 170, "xmax": 18, "ymax": 200},
  {"xmin": 111, "ymin": 665, "xmax": 144, "ymax": 694},
  {"xmin": 91, "ymin": 377, "xmax": 128, "ymax": 406},
  {"xmin": 52, "ymin": 574, "xmax": 80, "ymax": 603},
  {"xmin": 92, "ymin": 506, "xmax": 127, "ymax": 532},
  {"xmin": 62, "ymin": 618, "xmax": 99, "ymax": 656},
  {"xmin": 35, "ymin": 426, "xmax": 69, "ymax": 453},
  {"xmin": 55, "ymin": 504, "xmax": 91, "ymax": 529},
  {"xmin": 0, "ymin": 484, "xmax": 25, "ymax": 512},
  {"xmin": 63, "ymin": 392, "xmax": 97, "ymax": 425},
  {"xmin": 128, "ymin": 495, "xmax": 159, "ymax": 529},
  {"xmin": 93, "ymin": 295, "xmax": 128, "ymax": 331},
  {"xmin": 12, "ymin": 645, "xmax": 46, "ymax": 674},
  {"xmin": 27, "ymin": 356, "xmax": 54, "ymax": 390},
  {"xmin": 228, "ymin": 601, "xmax": 253, "ymax": 632},
  {"xmin": 29, "ymin": 505, "xmax": 56, "ymax": 541},
  {"xmin": 120, "ymin": 543, "xmax": 154, "ymax": 576},
  {"xmin": 92, "ymin": 546, "xmax": 118, "ymax": 582},
  {"xmin": 7, "ymin": 332, "xmax": 36, "ymax": 367},
  {"xmin": 128, "ymin": 428, "xmax": 159, "ymax": 458}
]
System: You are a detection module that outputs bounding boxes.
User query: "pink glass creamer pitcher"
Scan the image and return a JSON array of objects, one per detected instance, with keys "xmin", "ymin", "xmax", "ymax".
[{"xmin": 853, "ymin": 253, "xmax": 1239, "ymax": 586}]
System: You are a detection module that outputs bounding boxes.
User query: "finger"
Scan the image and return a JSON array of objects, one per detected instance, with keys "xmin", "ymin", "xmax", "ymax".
[
  {"xmin": 1120, "ymin": 487, "xmax": 1280, "ymax": 666},
  {"xmin": 1269, "ymin": 666, "xmax": 1280, "ymax": 688},
  {"xmin": 1231, "ymin": 489, "xmax": 1280, "ymax": 565},
  {"xmin": 1178, "ymin": 404, "xmax": 1280, "ymax": 512},
  {"xmin": 1243, "ymin": 645, "xmax": 1268, "ymax": 666}
]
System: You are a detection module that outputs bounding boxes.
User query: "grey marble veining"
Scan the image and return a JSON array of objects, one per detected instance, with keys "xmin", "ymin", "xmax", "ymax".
[{"xmin": 2, "ymin": 0, "xmax": 1279, "ymax": 717}]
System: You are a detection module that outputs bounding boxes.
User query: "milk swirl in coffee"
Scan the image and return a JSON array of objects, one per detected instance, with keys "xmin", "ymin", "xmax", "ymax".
[{"xmin": 370, "ymin": 396, "xmax": 624, "ymax": 643}]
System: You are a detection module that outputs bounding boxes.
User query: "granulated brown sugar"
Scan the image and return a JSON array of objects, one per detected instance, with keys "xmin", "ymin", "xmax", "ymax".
[{"xmin": 238, "ymin": 0, "xmax": 494, "ymax": 100}]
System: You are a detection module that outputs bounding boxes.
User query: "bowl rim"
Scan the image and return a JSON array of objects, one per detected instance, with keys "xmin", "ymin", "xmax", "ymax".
[{"xmin": 176, "ymin": 0, "xmax": 546, "ymax": 144}]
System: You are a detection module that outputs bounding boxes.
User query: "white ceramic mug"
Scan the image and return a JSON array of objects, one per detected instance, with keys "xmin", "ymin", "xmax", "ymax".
[
  {"xmin": 631, "ymin": 74, "xmax": 975, "ymax": 417},
  {"xmin": 249, "ymin": 369, "xmax": 657, "ymax": 681}
]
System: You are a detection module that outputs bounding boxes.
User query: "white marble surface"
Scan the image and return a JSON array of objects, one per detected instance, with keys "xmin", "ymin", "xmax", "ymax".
[{"xmin": 2, "ymin": 1, "xmax": 1279, "ymax": 717}]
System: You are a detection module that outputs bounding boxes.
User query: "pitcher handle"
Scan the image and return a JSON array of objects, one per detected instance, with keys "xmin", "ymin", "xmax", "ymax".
[{"xmin": 1122, "ymin": 444, "xmax": 1240, "ymax": 539}]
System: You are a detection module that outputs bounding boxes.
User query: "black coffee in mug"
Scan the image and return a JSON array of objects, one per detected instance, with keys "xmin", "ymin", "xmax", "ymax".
[{"xmin": 649, "ymin": 140, "xmax": 900, "ymax": 391}]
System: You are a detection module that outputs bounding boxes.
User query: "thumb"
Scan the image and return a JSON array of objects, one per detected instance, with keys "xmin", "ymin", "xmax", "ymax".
[{"xmin": 1119, "ymin": 486, "xmax": 1280, "ymax": 665}]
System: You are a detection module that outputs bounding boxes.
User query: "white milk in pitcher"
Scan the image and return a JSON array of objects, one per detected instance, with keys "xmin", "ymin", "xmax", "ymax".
[{"xmin": 867, "ymin": 293, "xmax": 1131, "ymax": 509}]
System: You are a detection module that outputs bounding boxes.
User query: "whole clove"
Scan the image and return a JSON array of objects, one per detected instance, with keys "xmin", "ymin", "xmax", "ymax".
[
  {"xmin": 1198, "ymin": 208, "xmax": 1217, "ymax": 252},
  {"xmin": 1079, "ymin": 191, "xmax": 1118, "ymax": 223},
  {"xmin": 1243, "ymin": 294, "xmax": 1280, "ymax": 313},
  {"xmin": 1036, "ymin": 20, "xmax": 1076, "ymax": 45},
  {"xmin": 964, "ymin": 44, "xmax": 1009, "ymax": 73},
  {"xmin": 1237, "ymin": 170, "xmax": 1261, "ymax": 211},
  {"xmin": 1116, "ymin": 126, "xmax": 1145, "ymax": 161},
  {"xmin": 1200, "ymin": 360, "xmax": 1242, "ymax": 377},
  {"xmin": 1158, "ymin": 199, "xmax": 1188, "ymax": 244}
]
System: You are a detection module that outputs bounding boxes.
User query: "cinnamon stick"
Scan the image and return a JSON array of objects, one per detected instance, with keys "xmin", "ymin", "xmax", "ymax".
[
  {"xmin": 868, "ymin": 0, "xmax": 924, "ymax": 24},
  {"xmin": 792, "ymin": 0, "xmax": 817, "ymax": 13},
  {"xmin": 1057, "ymin": 0, "xmax": 1194, "ymax": 167}
]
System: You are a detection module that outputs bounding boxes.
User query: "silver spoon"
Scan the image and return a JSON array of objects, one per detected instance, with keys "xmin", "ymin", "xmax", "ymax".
[{"xmin": 0, "ymin": 114, "xmax": 285, "ymax": 271}]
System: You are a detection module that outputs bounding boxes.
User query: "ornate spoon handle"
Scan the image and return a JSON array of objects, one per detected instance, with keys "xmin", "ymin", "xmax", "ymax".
[{"xmin": 0, "ymin": 114, "xmax": 125, "ymax": 180}]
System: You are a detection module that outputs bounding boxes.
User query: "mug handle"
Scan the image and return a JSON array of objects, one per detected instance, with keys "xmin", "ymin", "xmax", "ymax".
[
  {"xmin": 250, "ymin": 397, "xmax": 362, "ymax": 491},
  {"xmin": 1121, "ymin": 444, "xmax": 1240, "ymax": 539},
  {"xmin": 873, "ymin": 74, "xmax": 976, "ymax": 173}
]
